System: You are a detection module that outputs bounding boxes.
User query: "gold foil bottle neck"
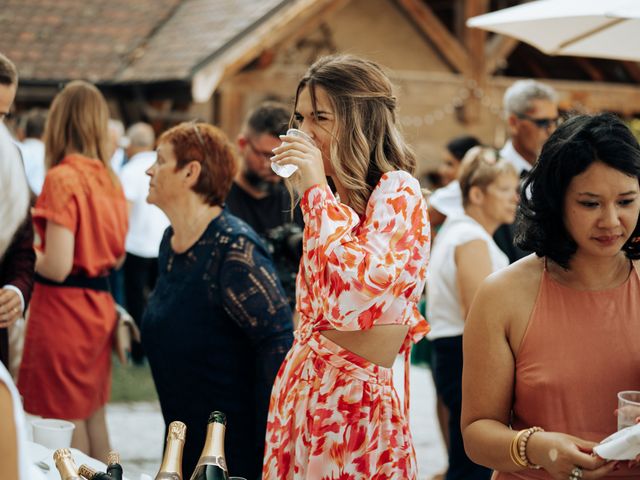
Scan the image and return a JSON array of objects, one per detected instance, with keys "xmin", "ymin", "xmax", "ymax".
[
  {"xmin": 107, "ymin": 450, "xmax": 121, "ymax": 465},
  {"xmin": 53, "ymin": 448, "xmax": 73, "ymax": 463},
  {"xmin": 168, "ymin": 421, "xmax": 186, "ymax": 442},
  {"xmin": 53, "ymin": 448, "xmax": 80, "ymax": 479}
]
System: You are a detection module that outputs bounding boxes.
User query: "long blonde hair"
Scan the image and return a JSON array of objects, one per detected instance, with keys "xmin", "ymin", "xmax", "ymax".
[
  {"xmin": 44, "ymin": 80, "xmax": 116, "ymax": 182},
  {"xmin": 292, "ymin": 54, "xmax": 416, "ymax": 215}
]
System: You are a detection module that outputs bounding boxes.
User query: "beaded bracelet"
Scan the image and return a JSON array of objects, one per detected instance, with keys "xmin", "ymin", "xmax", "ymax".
[{"xmin": 509, "ymin": 427, "xmax": 544, "ymax": 469}]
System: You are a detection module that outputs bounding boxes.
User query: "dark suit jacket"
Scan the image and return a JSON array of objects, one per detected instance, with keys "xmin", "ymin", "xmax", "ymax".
[{"xmin": 0, "ymin": 213, "xmax": 35, "ymax": 367}]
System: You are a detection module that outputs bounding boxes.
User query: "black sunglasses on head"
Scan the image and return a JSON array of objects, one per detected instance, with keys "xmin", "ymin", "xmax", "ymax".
[{"xmin": 517, "ymin": 114, "xmax": 559, "ymax": 129}]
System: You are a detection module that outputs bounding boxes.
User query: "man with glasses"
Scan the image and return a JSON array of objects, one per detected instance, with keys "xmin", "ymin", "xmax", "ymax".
[
  {"xmin": 0, "ymin": 53, "xmax": 35, "ymax": 371},
  {"xmin": 496, "ymin": 79, "xmax": 559, "ymax": 262},
  {"xmin": 501, "ymin": 79, "xmax": 559, "ymax": 176},
  {"xmin": 226, "ymin": 101, "xmax": 304, "ymax": 309}
]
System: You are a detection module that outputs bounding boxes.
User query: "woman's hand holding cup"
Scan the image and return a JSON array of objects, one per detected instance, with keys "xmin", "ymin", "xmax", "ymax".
[{"xmin": 271, "ymin": 128, "xmax": 327, "ymax": 194}]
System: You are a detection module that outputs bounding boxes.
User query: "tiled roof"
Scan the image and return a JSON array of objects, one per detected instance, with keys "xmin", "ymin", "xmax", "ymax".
[
  {"xmin": 0, "ymin": 0, "xmax": 289, "ymax": 84},
  {"xmin": 118, "ymin": 0, "xmax": 289, "ymax": 82},
  {"xmin": 0, "ymin": 0, "xmax": 182, "ymax": 83}
]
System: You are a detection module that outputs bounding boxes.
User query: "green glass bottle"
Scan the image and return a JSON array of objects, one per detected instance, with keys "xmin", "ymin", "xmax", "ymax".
[
  {"xmin": 106, "ymin": 451, "xmax": 124, "ymax": 480},
  {"xmin": 189, "ymin": 411, "xmax": 229, "ymax": 480},
  {"xmin": 155, "ymin": 421, "xmax": 187, "ymax": 480}
]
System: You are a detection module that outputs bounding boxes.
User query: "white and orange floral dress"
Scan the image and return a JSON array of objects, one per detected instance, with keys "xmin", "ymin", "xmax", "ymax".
[{"xmin": 263, "ymin": 171, "xmax": 430, "ymax": 480}]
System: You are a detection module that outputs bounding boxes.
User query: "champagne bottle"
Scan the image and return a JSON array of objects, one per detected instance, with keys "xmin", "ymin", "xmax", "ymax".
[
  {"xmin": 53, "ymin": 448, "xmax": 82, "ymax": 480},
  {"xmin": 189, "ymin": 411, "xmax": 229, "ymax": 480},
  {"xmin": 78, "ymin": 464, "xmax": 112, "ymax": 480},
  {"xmin": 155, "ymin": 421, "xmax": 187, "ymax": 480},
  {"xmin": 106, "ymin": 450, "xmax": 123, "ymax": 480}
]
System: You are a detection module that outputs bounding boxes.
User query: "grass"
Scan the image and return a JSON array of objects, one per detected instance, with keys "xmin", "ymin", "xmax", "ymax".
[{"xmin": 110, "ymin": 355, "xmax": 159, "ymax": 403}]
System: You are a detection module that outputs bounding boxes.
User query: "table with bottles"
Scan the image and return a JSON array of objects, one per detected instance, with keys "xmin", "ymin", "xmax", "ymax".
[{"xmin": 28, "ymin": 442, "xmax": 131, "ymax": 480}]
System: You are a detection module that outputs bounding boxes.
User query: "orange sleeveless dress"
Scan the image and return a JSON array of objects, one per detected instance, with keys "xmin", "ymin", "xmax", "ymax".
[
  {"xmin": 494, "ymin": 261, "xmax": 640, "ymax": 479},
  {"xmin": 262, "ymin": 172, "xmax": 430, "ymax": 479},
  {"xmin": 18, "ymin": 155, "xmax": 127, "ymax": 419}
]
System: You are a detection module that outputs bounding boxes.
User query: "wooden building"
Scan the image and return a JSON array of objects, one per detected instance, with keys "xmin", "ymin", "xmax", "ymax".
[{"xmin": 3, "ymin": 0, "xmax": 640, "ymax": 174}]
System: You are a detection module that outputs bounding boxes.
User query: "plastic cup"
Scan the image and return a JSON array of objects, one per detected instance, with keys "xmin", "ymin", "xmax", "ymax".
[
  {"xmin": 32, "ymin": 418, "xmax": 75, "ymax": 449},
  {"xmin": 270, "ymin": 128, "xmax": 315, "ymax": 178},
  {"xmin": 617, "ymin": 391, "xmax": 640, "ymax": 430}
]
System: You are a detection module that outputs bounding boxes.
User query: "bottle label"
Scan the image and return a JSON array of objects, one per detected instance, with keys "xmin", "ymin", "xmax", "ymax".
[{"xmin": 196, "ymin": 455, "xmax": 227, "ymax": 472}]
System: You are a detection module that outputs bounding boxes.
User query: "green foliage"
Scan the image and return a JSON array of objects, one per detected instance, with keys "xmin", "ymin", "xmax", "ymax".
[
  {"xmin": 110, "ymin": 356, "xmax": 158, "ymax": 403},
  {"xmin": 627, "ymin": 118, "xmax": 640, "ymax": 142}
]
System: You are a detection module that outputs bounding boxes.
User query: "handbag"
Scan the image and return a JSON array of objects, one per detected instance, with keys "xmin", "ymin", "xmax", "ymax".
[{"xmin": 113, "ymin": 304, "xmax": 141, "ymax": 365}]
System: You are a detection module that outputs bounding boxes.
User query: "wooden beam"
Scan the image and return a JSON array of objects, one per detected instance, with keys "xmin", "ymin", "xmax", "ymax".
[
  {"xmin": 493, "ymin": 75, "xmax": 640, "ymax": 116},
  {"xmin": 270, "ymin": 0, "xmax": 348, "ymax": 54},
  {"xmin": 573, "ymin": 58, "xmax": 606, "ymax": 82},
  {"xmin": 395, "ymin": 0, "xmax": 471, "ymax": 75},
  {"xmin": 217, "ymin": 88, "xmax": 244, "ymax": 139},
  {"xmin": 622, "ymin": 61, "xmax": 640, "ymax": 83},
  {"xmin": 229, "ymin": 66, "xmax": 640, "ymax": 119},
  {"xmin": 462, "ymin": 0, "xmax": 489, "ymax": 123},
  {"xmin": 484, "ymin": 35, "xmax": 519, "ymax": 75}
]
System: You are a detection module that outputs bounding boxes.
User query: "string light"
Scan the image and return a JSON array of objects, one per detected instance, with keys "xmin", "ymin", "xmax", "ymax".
[{"xmin": 400, "ymin": 80, "xmax": 503, "ymax": 128}]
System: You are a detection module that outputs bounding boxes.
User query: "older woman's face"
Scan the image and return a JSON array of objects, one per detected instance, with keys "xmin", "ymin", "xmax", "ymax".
[
  {"xmin": 563, "ymin": 161, "xmax": 640, "ymax": 259},
  {"xmin": 146, "ymin": 141, "xmax": 183, "ymax": 209}
]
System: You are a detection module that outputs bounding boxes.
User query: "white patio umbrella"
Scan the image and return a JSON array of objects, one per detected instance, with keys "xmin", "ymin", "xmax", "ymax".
[{"xmin": 467, "ymin": 0, "xmax": 640, "ymax": 62}]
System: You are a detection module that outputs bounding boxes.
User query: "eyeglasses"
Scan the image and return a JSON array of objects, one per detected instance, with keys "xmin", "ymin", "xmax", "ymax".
[
  {"xmin": 246, "ymin": 137, "xmax": 274, "ymax": 161},
  {"xmin": 517, "ymin": 114, "xmax": 559, "ymax": 129}
]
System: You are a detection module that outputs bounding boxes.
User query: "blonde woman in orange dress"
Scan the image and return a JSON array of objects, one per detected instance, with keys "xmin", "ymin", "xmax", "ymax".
[
  {"xmin": 18, "ymin": 81, "xmax": 127, "ymax": 462},
  {"xmin": 263, "ymin": 54, "xmax": 430, "ymax": 479}
]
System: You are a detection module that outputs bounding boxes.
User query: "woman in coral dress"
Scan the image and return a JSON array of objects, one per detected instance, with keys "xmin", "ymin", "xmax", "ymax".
[
  {"xmin": 461, "ymin": 113, "xmax": 640, "ymax": 479},
  {"xmin": 18, "ymin": 81, "xmax": 127, "ymax": 462},
  {"xmin": 263, "ymin": 54, "xmax": 430, "ymax": 479}
]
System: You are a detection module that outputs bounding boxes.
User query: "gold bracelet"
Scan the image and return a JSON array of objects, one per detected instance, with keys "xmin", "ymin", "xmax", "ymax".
[
  {"xmin": 509, "ymin": 430, "xmax": 528, "ymax": 468},
  {"xmin": 518, "ymin": 427, "xmax": 544, "ymax": 469}
]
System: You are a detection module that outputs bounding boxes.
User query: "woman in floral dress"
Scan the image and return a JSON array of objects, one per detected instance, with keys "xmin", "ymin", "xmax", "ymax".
[{"xmin": 263, "ymin": 54, "xmax": 431, "ymax": 479}]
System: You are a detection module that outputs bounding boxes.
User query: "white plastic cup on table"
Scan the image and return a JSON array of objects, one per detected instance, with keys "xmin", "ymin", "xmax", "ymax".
[
  {"xmin": 32, "ymin": 418, "xmax": 75, "ymax": 449},
  {"xmin": 617, "ymin": 390, "xmax": 640, "ymax": 430},
  {"xmin": 270, "ymin": 128, "xmax": 315, "ymax": 178}
]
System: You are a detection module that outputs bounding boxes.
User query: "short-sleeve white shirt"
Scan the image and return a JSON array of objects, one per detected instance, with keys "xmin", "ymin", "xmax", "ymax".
[
  {"xmin": 427, "ymin": 215, "xmax": 509, "ymax": 339},
  {"xmin": 119, "ymin": 151, "xmax": 169, "ymax": 258}
]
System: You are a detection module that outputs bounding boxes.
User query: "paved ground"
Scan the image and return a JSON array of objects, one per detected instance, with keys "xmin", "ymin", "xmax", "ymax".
[{"xmin": 106, "ymin": 362, "xmax": 448, "ymax": 480}]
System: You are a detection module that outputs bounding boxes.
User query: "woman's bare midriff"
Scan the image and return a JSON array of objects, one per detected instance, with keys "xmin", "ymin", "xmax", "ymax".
[{"xmin": 321, "ymin": 324, "xmax": 409, "ymax": 368}]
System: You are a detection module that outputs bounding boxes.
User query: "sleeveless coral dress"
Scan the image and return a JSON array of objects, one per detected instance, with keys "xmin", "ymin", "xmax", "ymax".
[
  {"xmin": 18, "ymin": 154, "xmax": 128, "ymax": 419},
  {"xmin": 262, "ymin": 171, "xmax": 431, "ymax": 480},
  {"xmin": 494, "ymin": 261, "xmax": 640, "ymax": 479}
]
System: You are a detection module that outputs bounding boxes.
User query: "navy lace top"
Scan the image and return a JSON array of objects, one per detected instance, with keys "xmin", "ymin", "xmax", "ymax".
[{"xmin": 142, "ymin": 209, "xmax": 293, "ymax": 480}]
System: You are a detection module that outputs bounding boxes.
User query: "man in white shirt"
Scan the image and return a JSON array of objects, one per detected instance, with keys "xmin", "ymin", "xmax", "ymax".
[
  {"xmin": 494, "ymin": 79, "xmax": 559, "ymax": 262},
  {"xmin": 108, "ymin": 118, "xmax": 127, "ymax": 174},
  {"xmin": 18, "ymin": 108, "xmax": 46, "ymax": 195},
  {"xmin": 119, "ymin": 122, "xmax": 169, "ymax": 364},
  {"xmin": 0, "ymin": 53, "xmax": 34, "ymax": 371}
]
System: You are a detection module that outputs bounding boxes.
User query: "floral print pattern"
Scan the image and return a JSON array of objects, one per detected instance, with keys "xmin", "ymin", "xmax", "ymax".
[{"xmin": 263, "ymin": 171, "xmax": 430, "ymax": 479}]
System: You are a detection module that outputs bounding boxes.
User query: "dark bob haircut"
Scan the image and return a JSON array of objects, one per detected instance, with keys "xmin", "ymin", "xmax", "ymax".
[{"xmin": 516, "ymin": 113, "xmax": 640, "ymax": 269}]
